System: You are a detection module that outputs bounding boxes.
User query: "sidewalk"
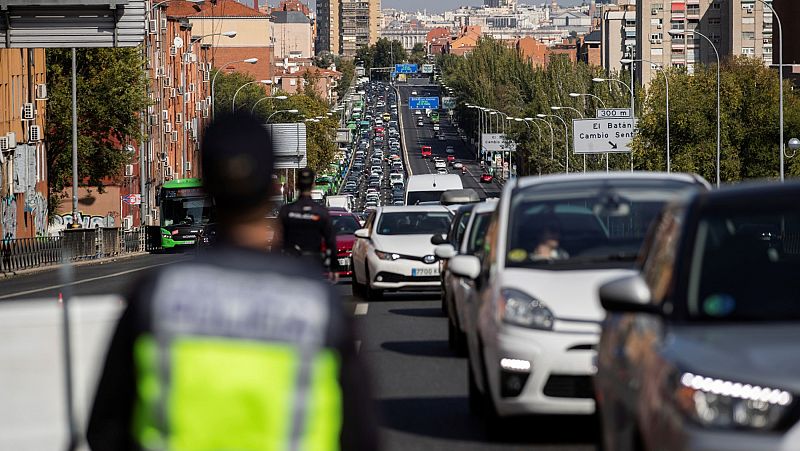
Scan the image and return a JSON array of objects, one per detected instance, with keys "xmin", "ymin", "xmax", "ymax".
[{"xmin": 1, "ymin": 251, "xmax": 148, "ymax": 280}]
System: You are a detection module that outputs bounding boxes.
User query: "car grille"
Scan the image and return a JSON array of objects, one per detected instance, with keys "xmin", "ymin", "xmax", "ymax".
[
  {"xmin": 542, "ymin": 375, "xmax": 594, "ymax": 399},
  {"xmin": 375, "ymin": 272, "xmax": 439, "ymax": 283}
]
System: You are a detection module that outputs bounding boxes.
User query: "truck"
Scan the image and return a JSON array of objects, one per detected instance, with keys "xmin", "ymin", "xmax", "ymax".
[{"xmin": 326, "ymin": 195, "xmax": 353, "ymax": 212}]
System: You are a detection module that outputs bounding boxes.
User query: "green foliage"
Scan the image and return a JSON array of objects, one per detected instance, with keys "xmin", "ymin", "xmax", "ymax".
[
  {"xmin": 632, "ymin": 56, "xmax": 800, "ymax": 183},
  {"xmin": 409, "ymin": 43, "xmax": 427, "ymax": 65},
  {"xmin": 46, "ymin": 47, "xmax": 149, "ymax": 193},
  {"xmin": 211, "ymin": 69, "xmax": 272, "ymax": 117},
  {"xmin": 334, "ymin": 57, "xmax": 355, "ymax": 100},
  {"xmin": 355, "ymin": 38, "xmax": 409, "ymax": 80}
]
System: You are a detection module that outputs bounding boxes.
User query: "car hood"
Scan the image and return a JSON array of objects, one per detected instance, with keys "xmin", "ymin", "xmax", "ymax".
[
  {"xmin": 666, "ymin": 324, "xmax": 800, "ymax": 392},
  {"xmin": 336, "ymin": 234, "xmax": 355, "ymax": 251},
  {"xmin": 500, "ymin": 268, "xmax": 637, "ymax": 322},
  {"xmin": 372, "ymin": 234, "xmax": 437, "ymax": 258}
]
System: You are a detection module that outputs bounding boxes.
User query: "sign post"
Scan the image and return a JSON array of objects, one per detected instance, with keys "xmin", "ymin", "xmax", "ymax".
[{"xmin": 572, "ymin": 118, "xmax": 635, "ymax": 154}]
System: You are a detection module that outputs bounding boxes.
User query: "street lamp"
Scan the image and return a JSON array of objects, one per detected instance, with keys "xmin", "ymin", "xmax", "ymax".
[
  {"xmin": 266, "ymin": 109, "xmax": 300, "ymax": 124},
  {"xmin": 529, "ymin": 117, "xmax": 555, "ymax": 162},
  {"xmin": 622, "ymin": 57, "xmax": 671, "ymax": 172},
  {"xmin": 593, "ymin": 76, "xmax": 636, "ymax": 172},
  {"xmin": 211, "ymin": 57, "xmax": 258, "ymax": 118},
  {"xmin": 538, "ymin": 113, "xmax": 569, "ymax": 173},
  {"xmin": 569, "ymin": 92, "xmax": 606, "ymax": 108},
  {"xmin": 669, "ymin": 28, "xmax": 720, "ymax": 187},
  {"xmin": 232, "ymin": 80, "xmax": 271, "ymax": 111},
  {"xmin": 552, "ymin": 106, "xmax": 586, "ymax": 172},
  {"xmin": 191, "ymin": 30, "xmax": 237, "ymax": 42},
  {"xmin": 788, "ymin": 137, "xmax": 800, "ymax": 154},
  {"xmin": 250, "ymin": 95, "xmax": 288, "ymax": 114}
]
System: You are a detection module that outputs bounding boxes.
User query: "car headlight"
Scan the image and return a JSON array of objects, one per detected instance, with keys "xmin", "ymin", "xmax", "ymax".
[
  {"xmin": 375, "ymin": 250, "xmax": 400, "ymax": 261},
  {"xmin": 675, "ymin": 372, "xmax": 793, "ymax": 431},
  {"xmin": 499, "ymin": 288, "xmax": 554, "ymax": 330}
]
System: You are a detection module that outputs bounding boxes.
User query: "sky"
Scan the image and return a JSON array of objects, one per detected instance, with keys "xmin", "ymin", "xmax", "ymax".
[{"xmin": 265, "ymin": 1, "xmax": 585, "ymax": 14}]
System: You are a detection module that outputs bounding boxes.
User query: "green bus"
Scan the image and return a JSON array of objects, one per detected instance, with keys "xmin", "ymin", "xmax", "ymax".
[
  {"xmin": 430, "ymin": 111, "xmax": 440, "ymax": 123},
  {"xmin": 156, "ymin": 178, "xmax": 215, "ymax": 248}
]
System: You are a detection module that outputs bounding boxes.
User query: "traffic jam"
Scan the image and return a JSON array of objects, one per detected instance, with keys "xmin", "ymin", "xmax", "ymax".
[{"xmin": 326, "ymin": 77, "xmax": 800, "ymax": 448}]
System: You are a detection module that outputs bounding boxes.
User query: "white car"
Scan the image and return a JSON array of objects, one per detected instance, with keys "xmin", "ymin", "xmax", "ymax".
[
  {"xmin": 436, "ymin": 168, "xmax": 448, "ymax": 175},
  {"xmin": 434, "ymin": 160, "xmax": 447, "ymax": 169},
  {"xmin": 448, "ymin": 172, "xmax": 709, "ymax": 423},
  {"xmin": 453, "ymin": 162, "xmax": 464, "ymax": 169},
  {"xmin": 352, "ymin": 206, "xmax": 453, "ymax": 300},
  {"xmin": 411, "ymin": 91, "xmax": 418, "ymax": 95}
]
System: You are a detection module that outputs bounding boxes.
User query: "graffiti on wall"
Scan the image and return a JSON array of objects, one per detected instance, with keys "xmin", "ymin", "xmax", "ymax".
[
  {"xmin": 24, "ymin": 191, "xmax": 48, "ymax": 237},
  {"xmin": 50, "ymin": 212, "xmax": 116, "ymax": 233},
  {"xmin": 1, "ymin": 196, "xmax": 17, "ymax": 240}
]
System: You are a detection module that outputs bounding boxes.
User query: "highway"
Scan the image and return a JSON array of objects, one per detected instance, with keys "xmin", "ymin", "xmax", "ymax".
[
  {"xmin": 1, "ymin": 258, "xmax": 597, "ymax": 449},
  {"xmin": 397, "ymin": 78, "xmax": 503, "ymax": 200}
]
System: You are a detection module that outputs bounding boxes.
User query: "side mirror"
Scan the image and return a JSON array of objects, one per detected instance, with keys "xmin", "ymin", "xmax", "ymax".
[
  {"xmin": 599, "ymin": 275, "xmax": 660, "ymax": 314},
  {"xmin": 449, "ymin": 255, "xmax": 481, "ymax": 280},
  {"xmin": 354, "ymin": 228, "xmax": 370, "ymax": 239},
  {"xmin": 434, "ymin": 244, "xmax": 457, "ymax": 260},
  {"xmin": 430, "ymin": 234, "xmax": 448, "ymax": 245}
]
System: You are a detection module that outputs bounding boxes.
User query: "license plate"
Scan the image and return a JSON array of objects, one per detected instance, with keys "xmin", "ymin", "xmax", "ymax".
[
  {"xmin": 411, "ymin": 267, "xmax": 439, "ymax": 277},
  {"xmin": 338, "ymin": 258, "xmax": 350, "ymax": 267}
]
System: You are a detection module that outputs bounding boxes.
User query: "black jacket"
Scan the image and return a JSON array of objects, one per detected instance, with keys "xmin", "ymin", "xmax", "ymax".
[{"xmin": 278, "ymin": 196, "xmax": 339, "ymax": 271}]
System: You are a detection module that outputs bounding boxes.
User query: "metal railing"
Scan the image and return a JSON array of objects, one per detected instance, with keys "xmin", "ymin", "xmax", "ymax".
[{"xmin": 1, "ymin": 228, "xmax": 149, "ymax": 275}]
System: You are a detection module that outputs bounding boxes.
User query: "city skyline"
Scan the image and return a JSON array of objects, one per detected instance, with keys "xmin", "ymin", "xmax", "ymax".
[{"xmin": 266, "ymin": 0, "xmax": 585, "ymax": 13}]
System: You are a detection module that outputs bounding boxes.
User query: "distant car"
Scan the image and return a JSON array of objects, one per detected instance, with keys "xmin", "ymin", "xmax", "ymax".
[
  {"xmin": 480, "ymin": 173, "xmax": 493, "ymax": 183},
  {"xmin": 447, "ymin": 155, "xmax": 456, "ymax": 163},
  {"xmin": 438, "ymin": 134, "xmax": 446, "ymax": 141},
  {"xmin": 433, "ymin": 124, "xmax": 440, "ymax": 131},
  {"xmin": 437, "ymin": 167, "xmax": 448, "ymax": 175},
  {"xmin": 411, "ymin": 90, "xmax": 418, "ymax": 95},
  {"xmin": 328, "ymin": 210, "xmax": 362, "ymax": 278},
  {"xmin": 415, "ymin": 110, "xmax": 422, "ymax": 116},
  {"xmin": 417, "ymin": 119, "xmax": 424, "ymax": 127},
  {"xmin": 445, "ymin": 146, "xmax": 454, "ymax": 154},
  {"xmin": 453, "ymin": 162, "xmax": 464, "ymax": 169},
  {"xmin": 434, "ymin": 160, "xmax": 447, "ymax": 169}
]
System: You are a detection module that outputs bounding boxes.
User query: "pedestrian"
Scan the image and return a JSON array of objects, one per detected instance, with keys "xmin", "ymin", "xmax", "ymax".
[{"xmin": 87, "ymin": 112, "xmax": 379, "ymax": 451}]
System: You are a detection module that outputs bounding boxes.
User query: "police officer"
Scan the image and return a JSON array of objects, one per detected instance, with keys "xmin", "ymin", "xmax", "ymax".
[
  {"xmin": 87, "ymin": 113, "xmax": 378, "ymax": 451},
  {"xmin": 278, "ymin": 168, "xmax": 339, "ymax": 277}
]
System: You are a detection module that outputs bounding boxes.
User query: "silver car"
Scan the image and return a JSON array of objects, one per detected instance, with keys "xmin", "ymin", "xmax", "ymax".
[{"xmin": 596, "ymin": 182, "xmax": 800, "ymax": 451}]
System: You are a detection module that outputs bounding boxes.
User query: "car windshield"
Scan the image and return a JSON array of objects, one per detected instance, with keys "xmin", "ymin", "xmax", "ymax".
[
  {"xmin": 687, "ymin": 208, "xmax": 800, "ymax": 321},
  {"xmin": 377, "ymin": 211, "xmax": 452, "ymax": 235},
  {"xmin": 506, "ymin": 179, "xmax": 698, "ymax": 268},
  {"xmin": 332, "ymin": 215, "xmax": 361, "ymax": 235},
  {"xmin": 407, "ymin": 190, "xmax": 446, "ymax": 205}
]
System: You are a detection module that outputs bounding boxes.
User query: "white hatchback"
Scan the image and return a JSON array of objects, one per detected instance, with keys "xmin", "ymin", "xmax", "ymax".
[
  {"xmin": 449, "ymin": 172, "xmax": 709, "ymax": 421},
  {"xmin": 352, "ymin": 206, "xmax": 453, "ymax": 300}
]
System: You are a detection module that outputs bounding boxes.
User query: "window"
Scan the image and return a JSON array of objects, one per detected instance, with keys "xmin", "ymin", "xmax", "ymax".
[
  {"xmin": 651, "ymin": 18, "xmax": 663, "ymax": 28},
  {"xmin": 670, "ymin": 20, "xmax": 685, "ymax": 30},
  {"xmin": 650, "ymin": 32, "xmax": 663, "ymax": 42},
  {"xmin": 712, "ymin": 1, "xmax": 721, "ymax": 9},
  {"xmin": 741, "ymin": 47, "xmax": 755, "ymax": 55},
  {"xmin": 651, "ymin": 48, "xmax": 664, "ymax": 56},
  {"xmin": 742, "ymin": 17, "xmax": 755, "ymax": 24},
  {"xmin": 708, "ymin": 17, "xmax": 721, "ymax": 25},
  {"xmin": 742, "ymin": 31, "xmax": 755, "ymax": 40}
]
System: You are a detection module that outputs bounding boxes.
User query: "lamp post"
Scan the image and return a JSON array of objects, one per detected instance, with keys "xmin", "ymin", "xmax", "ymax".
[
  {"xmin": 753, "ymin": 0, "xmax": 784, "ymax": 181},
  {"xmin": 538, "ymin": 113, "xmax": 569, "ymax": 174},
  {"xmin": 593, "ymin": 76, "xmax": 635, "ymax": 172},
  {"xmin": 232, "ymin": 80, "xmax": 271, "ymax": 111},
  {"xmin": 211, "ymin": 57, "xmax": 258, "ymax": 118},
  {"xmin": 552, "ymin": 106, "xmax": 587, "ymax": 172},
  {"xmin": 266, "ymin": 109, "xmax": 301, "ymax": 124},
  {"xmin": 622, "ymin": 57, "xmax": 671, "ymax": 172},
  {"xmin": 569, "ymin": 92, "xmax": 606, "ymax": 108},
  {"xmin": 191, "ymin": 30, "xmax": 237, "ymax": 42},
  {"xmin": 669, "ymin": 29, "xmax": 720, "ymax": 187},
  {"xmin": 530, "ymin": 117, "xmax": 555, "ymax": 161},
  {"xmin": 250, "ymin": 95, "xmax": 288, "ymax": 114}
]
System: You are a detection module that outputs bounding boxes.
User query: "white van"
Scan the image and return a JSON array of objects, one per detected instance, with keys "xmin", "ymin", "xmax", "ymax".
[
  {"xmin": 326, "ymin": 195, "xmax": 352, "ymax": 212},
  {"xmin": 404, "ymin": 174, "xmax": 464, "ymax": 205}
]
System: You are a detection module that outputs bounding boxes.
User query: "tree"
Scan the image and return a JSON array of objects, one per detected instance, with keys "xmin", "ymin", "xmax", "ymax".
[
  {"xmin": 409, "ymin": 43, "xmax": 427, "ymax": 65},
  {"xmin": 335, "ymin": 57, "xmax": 355, "ymax": 100},
  {"xmin": 46, "ymin": 47, "xmax": 149, "ymax": 193},
  {"xmin": 211, "ymin": 70, "xmax": 273, "ymax": 117},
  {"xmin": 355, "ymin": 39, "xmax": 409, "ymax": 80}
]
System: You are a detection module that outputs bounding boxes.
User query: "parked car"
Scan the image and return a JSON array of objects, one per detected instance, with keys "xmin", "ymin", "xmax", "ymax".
[
  {"xmin": 596, "ymin": 181, "xmax": 800, "ymax": 451},
  {"xmin": 448, "ymin": 172, "xmax": 709, "ymax": 425}
]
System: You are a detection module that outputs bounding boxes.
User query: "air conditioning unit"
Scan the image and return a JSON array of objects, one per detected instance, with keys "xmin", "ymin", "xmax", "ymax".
[
  {"xmin": 124, "ymin": 164, "xmax": 134, "ymax": 177},
  {"xmin": 657, "ymin": 23, "xmax": 662, "ymax": 29},
  {"xmin": 21, "ymin": 103, "xmax": 35, "ymax": 120},
  {"xmin": 164, "ymin": 166, "xmax": 173, "ymax": 178},
  {"xmin": 175, "ymin": 112, "xmax": 183, "ymax": 123},
  {"xmin": 35, "ymin": 84, "xmax": 47, "ymax": 100},
  {"xmin": 202, "ymin": 71, "xmax": 210, "ymax": 82},
  {"xmin": 6, "ymin": 132, "xmax": 16, "ymax": 148},
  {"xmin": 123, "ymin": 215, "xmax": 133, "ymax": 230},
  {"xmin": 169, "ymin": 46, "xmax": 177, "ymax": 57},
  {"xmin": 184, "ymin": 161, "xmax": 192, "ymax": 172},
  {"xmin": 0, "ymin": 136, "xmax": 9, "ymax": 151},
  {"xmin": 28, "ymin": 125, "xmax": 41, "ymax": 143},
  {"xmin": 164, "ymin": 122, "xmax": 172, "ymax": 133},
  {"xmin": 171, "ymin": 131, "xmax": 178, "ymax": 143}
]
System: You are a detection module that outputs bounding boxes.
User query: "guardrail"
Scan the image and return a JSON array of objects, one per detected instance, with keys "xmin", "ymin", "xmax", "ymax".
[{"xmin": 1, "ymin": 228, "xmax": 149, "ymax": 275}]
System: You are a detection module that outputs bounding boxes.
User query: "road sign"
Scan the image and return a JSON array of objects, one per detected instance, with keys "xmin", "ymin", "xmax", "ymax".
[
  {"xmin": 421, "ymin": 64, "xmax": 434, "ymax": 74},
  {"xmin": 122, "ymin": 194, "xmax": 141, "ymax": 205},
  {"xmin": 395, "ymin": 64, "xmax": 418, "ymax": 74},
  {"xmin": 442, "ymin": 97, "xmax": 457, "ymax": 110},
  {"xmin": 596, "ymin": 108, "xmax": 632, "ymax": 119},
  {"xmin": 572, "ymin": 118, "xmax": 635, "ymax": 154},
  {"xmin": 409, "ymin": 97, "xmax": 439, "ymax": 109},
  {"xmin": 481, "ymin": 133, "xmax": 516, "ymax": 152}
]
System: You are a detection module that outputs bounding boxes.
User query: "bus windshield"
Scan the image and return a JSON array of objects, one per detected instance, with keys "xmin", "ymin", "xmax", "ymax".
[{"xmin": 161, "ymin": 193, "xmax": 214, "ymax": 226}]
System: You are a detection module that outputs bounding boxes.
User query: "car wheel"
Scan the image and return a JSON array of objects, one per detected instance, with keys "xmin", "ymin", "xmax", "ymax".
[
  {"xmin": 364, "ymin": 266, "xmax": 383, "ymax": 301},
  {"xmin": 351, "ymin": 268, "xmax": 365, "ymax": 297}
]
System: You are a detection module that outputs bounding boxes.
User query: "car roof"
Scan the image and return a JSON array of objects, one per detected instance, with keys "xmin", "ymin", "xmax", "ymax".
[
  {"xmin": 512, "ymin": 171, "xmax": 710, "ymax": 190},
  {"xmin": 328, "ymin": 209, "xmax": 357, "ymax": 217},
  {"xmin": 689, "ymin": 180, "xmax": 800, "ymax": 211},
  {"xmin": 473, "ymin": 199, "xmax": 499, "ymax": 214},
  {"xmin": 377, "ymin": 205, "xmax": 451, "ymax": 213}
]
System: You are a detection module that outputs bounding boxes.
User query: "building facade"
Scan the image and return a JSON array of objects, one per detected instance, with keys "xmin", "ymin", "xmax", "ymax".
[
  {"xmin": 602, "ymin": 4, "xmax": 636, "ymax": 75},
  {"xmin": 316, "ymin": 0, "xmax": 340, "ymax": 55},
  {"xmin": 316, "ymin": 0, "xmax": 380, "ymax": 57},
  {"xmin": 0, "ymin": 48, "xmax": 48, "ymax": 238},
  {"xmin": 271, "ymin": 11, "xmax": 313, "ymax": 60}
]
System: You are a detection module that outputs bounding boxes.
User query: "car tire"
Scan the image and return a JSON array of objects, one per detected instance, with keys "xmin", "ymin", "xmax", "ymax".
[
  {"xmin": 352, "ymin": 269, "xmax": 365, "ymax": 297},
  {"xmin": 364, "ymin": 266, "xmax": 383, "ymax": 301}
]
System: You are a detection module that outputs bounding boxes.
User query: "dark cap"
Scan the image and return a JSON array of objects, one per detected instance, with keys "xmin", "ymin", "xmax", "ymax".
[
  {"xmin": 298, "ymin": 168, "xmax": 315, "ymax": 191},
  {"xmin": 201, "ymin": 112, "xmax": 274, "ymax": 219}
]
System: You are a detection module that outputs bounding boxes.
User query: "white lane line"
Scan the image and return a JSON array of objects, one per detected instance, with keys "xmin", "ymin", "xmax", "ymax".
[
  {"xmin": 0, "ymin": 260, "xmax": 184, "ymax": 300},
  {"xmin": 354, "ymin": 302, "xmax": 369, "ymax": 316}
]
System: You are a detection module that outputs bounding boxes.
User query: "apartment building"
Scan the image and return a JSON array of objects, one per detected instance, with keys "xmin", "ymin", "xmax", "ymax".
[
  {"xmin": 0, "ymin": 48, "xmax": 48, "ymax": 238},
  {"xmin": 271, "ymin": 11, "xmax": 313, "ymax": 60},
  {"xmin": 601, "ymin": 2, "xmax": 636, "ymax": 75},
  {"xmin": 636, "ymin": 0, "xmax": 774, "ymax": 86},
  {"xmin": 316, "ymin": 0, "xmax": 380, "ymax": 57}
]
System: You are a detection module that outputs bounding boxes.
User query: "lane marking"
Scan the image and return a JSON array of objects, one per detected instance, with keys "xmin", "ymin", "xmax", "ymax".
[
  {"xmin": 0, "ymin": 259, "xmax": 185, "ymax": 300},
  {"xmin": 354, "ymin": 302, "xmax": 369, "ymax": 315}
]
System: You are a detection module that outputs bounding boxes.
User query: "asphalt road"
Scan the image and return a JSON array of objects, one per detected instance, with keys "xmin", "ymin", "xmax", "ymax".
[{"xmin": 397, "ymin": 78, "xmax": 503, "ymax": 200}]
